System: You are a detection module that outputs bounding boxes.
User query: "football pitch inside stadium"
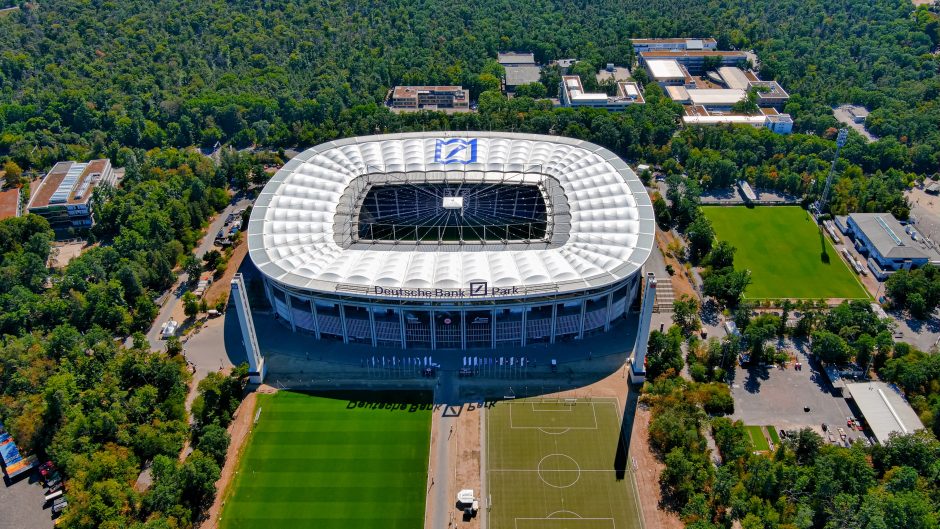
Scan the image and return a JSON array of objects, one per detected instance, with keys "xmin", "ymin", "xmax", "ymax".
[
  {"xmin": 486, "ymin": 398, "xmax": 643, "ymax": 529},
  {"xmin": 702, "ymin": 206, "xmax": 869, "ymax": 300},
  {"xmin": 219, "ymin": 391, "xmax": 432, "ymax": 529}
]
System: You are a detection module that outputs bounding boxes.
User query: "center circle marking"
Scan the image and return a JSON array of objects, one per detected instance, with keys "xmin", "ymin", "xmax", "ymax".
[{"xmin": 537, "ymin": 453, "xmax": 581, "ymax": 488}]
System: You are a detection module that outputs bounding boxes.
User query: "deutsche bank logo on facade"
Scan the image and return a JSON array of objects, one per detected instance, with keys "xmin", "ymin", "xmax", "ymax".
[
  {"xmin": 468, "ymin": 281, "xmax": 488, "ymax": 297},
  {"xmin": 434, "ymin": 138, "xmax": 478, "ymax": 165}
]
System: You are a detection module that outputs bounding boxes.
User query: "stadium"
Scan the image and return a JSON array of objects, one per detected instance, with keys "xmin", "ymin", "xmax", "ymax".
[{"xmin": 247, "ymin": 132, "xmax": 654, "ymax": 350}]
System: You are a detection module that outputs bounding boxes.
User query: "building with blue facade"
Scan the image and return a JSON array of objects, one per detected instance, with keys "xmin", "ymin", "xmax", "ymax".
[{"xmin": 845, "ymin": 213, "xmax": 940, "ymax": 273}]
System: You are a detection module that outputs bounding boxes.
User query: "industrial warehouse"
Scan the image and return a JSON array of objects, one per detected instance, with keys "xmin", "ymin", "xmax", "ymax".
[{"xmin": 246, "ymin": 132, "xmax": 655, "ymax": 350}]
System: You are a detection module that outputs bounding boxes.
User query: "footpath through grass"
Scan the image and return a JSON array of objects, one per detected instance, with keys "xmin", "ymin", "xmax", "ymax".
[
  {"xmin": 702, "ymin": 206, "xmax": 869, "ymax": 300},
  {"xmin": 219, "ymin": 391, "xmax": 432, "ymax": 529}
]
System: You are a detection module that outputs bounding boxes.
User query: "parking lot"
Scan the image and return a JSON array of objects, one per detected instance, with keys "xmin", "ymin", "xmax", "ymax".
[
  {"xmin": 0, "ymin": 475, "xmax": 53, "ymax": 529},
  {"xmin": 729, "ymin": 340, "xmax": 866, "ymax": 444}
]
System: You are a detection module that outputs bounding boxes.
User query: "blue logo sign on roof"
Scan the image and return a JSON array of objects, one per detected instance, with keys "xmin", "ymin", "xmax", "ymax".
[{"xmin": 434, "ymin": 138, "xmax": 477, "ymax": 165}]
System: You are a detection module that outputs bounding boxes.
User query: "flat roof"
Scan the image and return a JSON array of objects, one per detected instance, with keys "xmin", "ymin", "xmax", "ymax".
[
  {"xmin": 718, "ymin": 66, "xmax": 751, "ymax": 90},
  {"xmin": 248, "ymin": 132, "xmax": 655, "ymax": 300},
  {"xmin": 665, "ymin": 85, "xmax": 690, "ymax": 102},
  {"xmin": 504, "ymin": 65, "xmax": 541, "ymax": 87},
  {"xmin": 498, "ymin": 52, "xmax": 535, "ymax": 65},
  {"xmin": 616, "ymin": 81, "xmax": 644, "ymax": 103},
  {"xmin": 848, "ymin": 213, "xmax": 932, "ymax": 260},
  {"xmin": 687, "ymin": 88, "xmax": 746, "ymax": 106},
  {"xmin": 682, "ymin": 115, "xmax": 767, "ymax": 125},
  {"xmin": 844, "ymin": 382, "xmax": 924, "ymax": 444},
  {"xmin": 393, "ymin": 85, "xmax": 467, "ymax": 99},
  {"xmin": 631, "ymin": 37, "xmax": 717, "ymax": 45},
  {"xmin": 27, "ymin": 159, "xmax": 110, "ymax": 209},
  {"xmin": 0, "ymin": 187, "xmax": 18, "ymax": 219},
  {"xmin": 646, "ymin": 59, "xmax": 685, "ymax": 80},
  {"xmin": 641, "ymin": 50, "xmax": 746, "ymax": 58}
]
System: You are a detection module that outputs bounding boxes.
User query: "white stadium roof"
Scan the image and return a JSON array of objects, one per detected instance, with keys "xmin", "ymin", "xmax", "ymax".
[{"xmin": 248, "ymin": 132, "xmax": 655, "ymax": 300}]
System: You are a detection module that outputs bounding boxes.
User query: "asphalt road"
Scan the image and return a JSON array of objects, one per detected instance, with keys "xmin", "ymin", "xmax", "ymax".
[{"xmin": 145, "ymin": 197, "xmax": 253, "ymax": 350}]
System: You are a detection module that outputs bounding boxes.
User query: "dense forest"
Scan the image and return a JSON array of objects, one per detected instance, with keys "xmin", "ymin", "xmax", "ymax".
[
  {"xmin": 0, "ymin": 149, "xmax": 248, "ymax": 528},
  {"xmin": 0, "ymin": 0, "xmax": 938, "ymax": 527},
  {"xmin": 648, "ymin": 309, "xmax": 940, "ymax": 528},
  {"xmin": 0, "ymin": 0, "xmax": 936, "ymax": 169}
]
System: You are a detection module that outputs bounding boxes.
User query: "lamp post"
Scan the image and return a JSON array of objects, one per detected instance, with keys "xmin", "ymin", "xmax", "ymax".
[{"xmin": 816, "ymin": 128, "xmax": 848, "ymax": 214}]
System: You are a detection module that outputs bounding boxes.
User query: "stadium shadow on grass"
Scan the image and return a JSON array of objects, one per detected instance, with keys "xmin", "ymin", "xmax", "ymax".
[{"xmin": 614, "ymin": 386, "xmax": 640, "ymax": 480}]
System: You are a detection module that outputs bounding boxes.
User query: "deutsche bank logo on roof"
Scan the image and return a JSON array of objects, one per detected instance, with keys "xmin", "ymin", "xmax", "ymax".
[
  {"xmin": 468, "ymin": 281, "xmax": 488, "ymax": 297},
  {"xmin": 434, "ymin": 138, "xmax": 477, "ymax": 165}
]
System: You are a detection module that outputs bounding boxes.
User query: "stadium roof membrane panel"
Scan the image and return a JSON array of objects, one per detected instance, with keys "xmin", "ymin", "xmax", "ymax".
[{"xmin": 248, "ymin": 132, "xmax": 655, "ymax": 300}]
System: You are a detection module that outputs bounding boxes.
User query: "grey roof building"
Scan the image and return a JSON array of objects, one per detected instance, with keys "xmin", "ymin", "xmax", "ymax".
[
  {"xmin": 844, "ymin": 382, "xmax": 924, "ymax": 444},
  {"xmin": 497, "ymin": 52, "xmax": 536, "ymax": 66},
  {"xmin": 504, "ymin": 65, "xmax": 542, "ymax": 91},
  {"xmin": 846, "ymin": 213, "xmax": 940, "ymax": 271}
]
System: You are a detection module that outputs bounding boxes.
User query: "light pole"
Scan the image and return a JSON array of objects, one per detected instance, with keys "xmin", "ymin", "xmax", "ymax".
[{"xmin": 816, "ymin": 128, "xmax": 848, "ymax": 214}]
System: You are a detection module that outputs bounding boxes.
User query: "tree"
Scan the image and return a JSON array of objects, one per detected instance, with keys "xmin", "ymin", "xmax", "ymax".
[
  {"xmin": 686, "ymin": 215, "xmax": 715, "ymax": 264},
  {"xmin": 182, "ymin": 291, "xmax": 199, "ymax": 319},
  {"xmin": 706, "ymin": 241, "xmax": 736, "ymax": 271},
  {"xmin": 703, "ymin": 269, "xmax": 751, "ymax": 307},
  {"xmin": 673, "ymin": 295, "xmax": 701, "ymax": 336},
  {"xmin": 647, "ymin": 325, "xmax": 685, "ymax": 379},
  {"xmin": 514, "ymin": 82, "xmax": 547, "ymax": 99},
  {"xmin": 744, "ymin": 314, "xmax": 779, "ymax": 361},
  {"xmin": 165, "ymin": 335, "xmax": 183, "ymax": 355},
  {"xmin": 183, "ymin": 254, "xmax": 201, "ymax": 284},
  {"xmin": 196, "ymin": 424, "xmax": 230, "ymax": 466},
  {"xmin": 653, "ymin": 195, "xmax": 672, "ymax": 229},
  {"xmin": 811, "ymin": 330, "xmax": 852, "ymax": 363},
  {"xmin": 3, "ymin": 160, "xmax": 22, "ymax": 188}
]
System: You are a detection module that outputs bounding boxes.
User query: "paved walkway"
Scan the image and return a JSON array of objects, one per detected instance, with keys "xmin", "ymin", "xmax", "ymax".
[
  {"xmin": 145, "ymin": 197, "xmax": 252, "ymax": 350},
  {"xmin": 430, "ymin": 371, "xmax": 460, "ymax": 529}
]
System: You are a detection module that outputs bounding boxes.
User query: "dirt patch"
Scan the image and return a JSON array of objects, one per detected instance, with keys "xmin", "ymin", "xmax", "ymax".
[
  {"xmin": 424, "ymin": 405, "xmax": 443, "ymax": 529},
  {"xmin": 655, "ymin": 229, "xmax": 698, "ymax": 300},
  {"xmin": 455, "ymin": 405, "xmax": 481, "ymax": 529},
  {"xmin": 203, "ymin": 241, "xmax": 249, "ymax": 303},
  {"xmin": 49, "ymin": 241, "xmax": 90, "ymax": 268},
  {"xmin": 200, "ymin": 386, "xmax": 275, "ymax": 529},
  {"xmin": 631, "ymin": 405, "xmax": 683, "ymax": 529}
]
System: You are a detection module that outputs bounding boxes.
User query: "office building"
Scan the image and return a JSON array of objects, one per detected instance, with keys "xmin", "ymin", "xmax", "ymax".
[{"xmin": 27, "ymin": 159, "xmax": 115, "ymax": 228}]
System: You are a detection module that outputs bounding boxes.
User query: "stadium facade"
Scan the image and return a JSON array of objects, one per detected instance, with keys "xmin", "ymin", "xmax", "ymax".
[{"xmin": 247, "ymin": 132, "xmax": 655, "ymax": 350}]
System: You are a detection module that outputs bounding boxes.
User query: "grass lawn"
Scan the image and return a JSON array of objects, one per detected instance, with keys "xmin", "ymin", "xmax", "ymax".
[
  {"xmin": 766, "ymin": 426, "xmax": 781, "ymax": 445},
  {"xmin": 487, "ymin": 398, "xmax": 643, "ymax": 529},
  {"xmin": 702, "ymin": 206, "xmax": 869, "ymax": 300},
  {"xmin": 219, "ymin": 391, "xmax": 432, "ymax": 529},
  {"xmin": 746, "ymin": 425, "xmax": 770, "ymax": 451}
]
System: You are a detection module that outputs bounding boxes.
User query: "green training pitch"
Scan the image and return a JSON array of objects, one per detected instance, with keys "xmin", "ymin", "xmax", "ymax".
[
  {"xmin": 219, "ymin": 391, "xmax": 432, "ymax": 529},
  {"xmin": 702, "ymin": 206, "xmax": 869, "ymax": 300},
  {"xmin": 487, "ymin": 398, "xmax": 643, "ymax": 529}
]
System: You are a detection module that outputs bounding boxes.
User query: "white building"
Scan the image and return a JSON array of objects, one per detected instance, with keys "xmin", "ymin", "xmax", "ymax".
[
  {"xmin": 247, "ymin": 132, "xmax": 655, "ymax": 350},
  {"xmin": 558, "ymin": 76, "xmax": 644, "ymax": 110},
  {"xmin": 645, "ymin": 59, "xmax": 691, "ymax": 86},
  {"xmin": 631, "ymin": 38, "xmax": 718, "ymax": 53}
]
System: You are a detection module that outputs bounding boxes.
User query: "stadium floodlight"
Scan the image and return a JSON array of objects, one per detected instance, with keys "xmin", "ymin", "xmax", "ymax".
[{"xmin": 816, "ymin": 128, "xmax": 848, "ymax": 214}]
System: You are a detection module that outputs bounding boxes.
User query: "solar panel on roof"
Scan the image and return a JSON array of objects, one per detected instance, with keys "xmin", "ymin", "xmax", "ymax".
[
  {"xmin": 49, "ymin": 162, "xmax": 87, "ymax": 204},
  {"xmin": 876, "ymin": 216, "xmax": 903, "ymax": 246}
]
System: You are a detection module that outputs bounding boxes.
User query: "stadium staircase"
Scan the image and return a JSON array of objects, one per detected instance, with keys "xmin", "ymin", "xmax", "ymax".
[{"xmin": 653, "ymin": 278, "xmax": 675, "ymax": 313}]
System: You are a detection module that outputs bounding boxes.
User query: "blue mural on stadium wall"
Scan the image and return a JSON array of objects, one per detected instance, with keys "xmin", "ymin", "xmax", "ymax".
[{"xmin": 434, "ymin": 138, "xmax": 477, "ymax": 165}]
